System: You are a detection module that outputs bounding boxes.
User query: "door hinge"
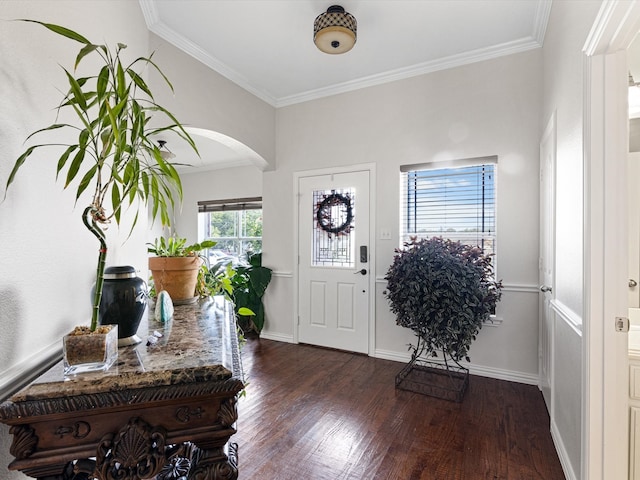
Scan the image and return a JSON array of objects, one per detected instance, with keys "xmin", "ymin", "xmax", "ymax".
[{"xmin": 615, "ymin": 316, "xmax": 630, "ymax": 333}]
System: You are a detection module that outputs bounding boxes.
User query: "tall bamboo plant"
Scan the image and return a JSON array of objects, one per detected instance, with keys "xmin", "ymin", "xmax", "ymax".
[{"xmin": 5, "ymin": 21, "xmax": 197, "ymax": 331}]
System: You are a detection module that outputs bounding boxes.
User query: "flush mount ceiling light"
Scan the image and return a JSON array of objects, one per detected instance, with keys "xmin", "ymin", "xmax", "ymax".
[
  {"xmin": 314, "ymin": 5, "xmax": 357, "ymax": 54},
  {"xmin": 157, "ymin": 140, "xmax": 176, "ymax": 160}
]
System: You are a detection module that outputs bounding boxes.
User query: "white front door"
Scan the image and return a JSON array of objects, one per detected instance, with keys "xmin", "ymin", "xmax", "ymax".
[
  {"xmin": 297, "ymin": 170, "xmax": 370, "ymax": 354},
  {"xmin": 539, "ymin": 113, "xmax": 556, "ymax": 412}
]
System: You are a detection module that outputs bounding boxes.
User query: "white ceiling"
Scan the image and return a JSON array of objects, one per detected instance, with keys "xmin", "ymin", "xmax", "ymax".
[
  {"xmin": 140, "ymin": 0, "xmax": 551, "ymax": 108},
  {"xmin": 140, "ymin": 0, "xmax": 550, "ymax": 171}
]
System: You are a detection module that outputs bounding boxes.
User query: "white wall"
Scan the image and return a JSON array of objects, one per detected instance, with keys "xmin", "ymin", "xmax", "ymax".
[
  {"xmin": 541, "ymin": 2, "xmax": 603, "ymax": 478},
  {"xmin": 147, "ymin": 34, "xmax": 276, "ymax": 170},
  {"xmin": 263, "ymin": 49, "xmax": 543, "ymax": 382},
  {"xmin": 142, "ymin": 31, "xmax": 275, "ymax": 249},
  {"xmin": 0, "ymin": 1, "xmax": 153, "ymax": 478}
]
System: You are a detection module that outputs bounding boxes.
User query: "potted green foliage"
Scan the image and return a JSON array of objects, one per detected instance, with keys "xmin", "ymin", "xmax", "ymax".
[
  {"xmin": 384, "ymin": 237, "xmax": 502, "ymax": 401},
  {"xmin": 197, "ymin": 262, "xmax": 235, "ymax": 301},
  {"xmin": 230, "ymin": 252, "xmax": 272, "ymax": 336},
  {"xmin": 5, "ymin": 21, "xmax": 197, "ymax": 373},
  {"xmin": 196, "ymin": 260, "xmax": 257, "ymax": 322},
  {"xmin": 147, "ymin": 235, "xmax": 216, "ymax": 304}
]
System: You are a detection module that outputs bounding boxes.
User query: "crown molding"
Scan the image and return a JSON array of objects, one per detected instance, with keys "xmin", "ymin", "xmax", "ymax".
[
  {"xmin": 139, "ymin": 0, "xmax": 277, "ymax": 106},
  {"xmin": 533, "ymin": 0, "xmax": 553, "ymax": 45},
  {"xmin": 276, "ymin": 36, "xmax": 543, "ymax": 107},
  {"xmin": 140, "ymin": 0, "xmax": 551, "ymax": 108}
]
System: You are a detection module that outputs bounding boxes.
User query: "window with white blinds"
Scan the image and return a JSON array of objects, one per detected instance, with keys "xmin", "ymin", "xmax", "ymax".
[
  {"xmin": 197, "ymin": 197, "xmax": 263, "ymax": 262},
  {"xmin": 401, "ymin": 157, "xmax": 497, "ymax": 255}
]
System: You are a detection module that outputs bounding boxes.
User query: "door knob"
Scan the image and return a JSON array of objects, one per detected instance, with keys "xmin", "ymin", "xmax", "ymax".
[
  {"xmin": 630, "ymin": 279, "xmax": 638, "ymax": 288},
  {"xmin": 540, "ymin": 285, "xmax": 552, "ymax": 293},
  {"xmin": 354, "ymin": 268, "xmax": 367, "ymax": 275}
]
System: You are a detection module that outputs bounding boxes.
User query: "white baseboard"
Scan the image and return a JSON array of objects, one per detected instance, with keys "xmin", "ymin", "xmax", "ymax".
[
  {"xmin": 373, "ymin": 348, "xmax": 538, "ymax": 385},
  {"xmin": 0, "ymin": 341, "xmax": 62, "ymax": 402},
  {"xmin": 373, "ymin": 348, "xmax": 413, "ymax": 363},
  {"xmin": 259, "ymin": 331, "xmax": 295, "ymax": 343},
  {"xmin": 466, "ymin": 363, "xmax": 538, "ymax": 385},
  {"xmin": 551, "ymin": 417, "xmax": 577, "ymax": 480},
  {"xmin": 246, "ymin": 337, "xmax": 540, "ymax": 386}
]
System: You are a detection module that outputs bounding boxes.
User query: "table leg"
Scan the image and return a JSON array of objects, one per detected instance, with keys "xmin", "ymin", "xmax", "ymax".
[{"xmin": 188, "ymin": 442, "xmax": 238, "ymax": 480}]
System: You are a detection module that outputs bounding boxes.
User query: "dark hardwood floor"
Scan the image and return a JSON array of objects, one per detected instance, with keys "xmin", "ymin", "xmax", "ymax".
[{"xmin": 234, "ymin": 339, "xmax": 565, "ymax": 480}]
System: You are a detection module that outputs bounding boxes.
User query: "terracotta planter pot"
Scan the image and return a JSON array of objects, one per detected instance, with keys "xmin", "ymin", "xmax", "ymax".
[{"xmin": 149, "ymin": 256, "xmax": 203, "ymax": 304}]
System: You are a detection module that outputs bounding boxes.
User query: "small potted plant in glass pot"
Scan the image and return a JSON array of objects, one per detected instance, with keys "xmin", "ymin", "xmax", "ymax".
[{"xmin": 4, "ymin": 21, "xmax": 198, "ymax": 374}]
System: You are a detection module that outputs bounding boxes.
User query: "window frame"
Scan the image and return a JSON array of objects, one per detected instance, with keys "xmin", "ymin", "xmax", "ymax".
[
  {"xmin": 197, "ymin": 197, "xmax": 263, "ymax": 262},
  {"xmin": 400, "ymin": 156, "xmax": 497, "ymax": 256}
]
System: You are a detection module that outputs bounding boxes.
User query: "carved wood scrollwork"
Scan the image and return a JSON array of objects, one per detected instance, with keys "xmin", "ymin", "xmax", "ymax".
[
  {"xmin": 95, "ymin": 417, "xmax": 167, "ymax": 480},
  {"xmin": 175, "ymin": 406, "xmax": 203, "ymax": 423},
  {"xmin": 189, "ymin": 443, "xmax": 238, "ymax": 480},
  {"xmin": 55, "ymin": 420, "xmax": 91, "ymax": 439},
  {"xmin": 217, "ymin": 397, "xmax": 238, "ymax": 427},
  {"xmin": 190, "ymin": 460, "xmax": 238, "ymax": 480},
  {"xmin": 9, "ymin": 425, "xmax": 37, "ymax": 459}
]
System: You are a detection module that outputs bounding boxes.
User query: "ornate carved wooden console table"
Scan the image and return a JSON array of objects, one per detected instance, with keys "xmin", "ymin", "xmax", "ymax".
[{"xmin": 0, "ymin": 297, "xmax": 244, "ymax": 480}]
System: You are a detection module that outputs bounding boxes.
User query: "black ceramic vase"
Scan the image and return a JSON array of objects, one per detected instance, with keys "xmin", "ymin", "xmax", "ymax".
[{"xmin": 97, "ymin": 265, "xmax": 147, "ymax": 346}]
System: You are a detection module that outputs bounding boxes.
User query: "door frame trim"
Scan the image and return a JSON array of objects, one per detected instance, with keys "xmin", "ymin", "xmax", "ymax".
[
  {"xmin": 583, "ymin": 2, "xmax": 640, "ymax": 477},
  {"xmin": 539, "ymin": 110, "xmax": 556, "ymax": 417},
  {"xmin": 292, "ymin": 163, "xmax": 377, "ymax": 355}
]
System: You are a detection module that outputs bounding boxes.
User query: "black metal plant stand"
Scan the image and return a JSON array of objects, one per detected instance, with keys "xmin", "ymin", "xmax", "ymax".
[{"xmin": 395, "ymin": 337, "xmax": 469, "ymax": 403}]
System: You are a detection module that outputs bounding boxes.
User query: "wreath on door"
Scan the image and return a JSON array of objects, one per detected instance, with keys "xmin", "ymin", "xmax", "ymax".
[{"xmin": 315, "ymin": 192, "xmax": 354, "ymax": 236}]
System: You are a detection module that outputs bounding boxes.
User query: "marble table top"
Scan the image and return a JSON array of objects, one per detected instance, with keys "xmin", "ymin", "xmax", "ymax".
[{"xmin": 2, "ymin": 296, "xmax": 242, "ymax": 406}]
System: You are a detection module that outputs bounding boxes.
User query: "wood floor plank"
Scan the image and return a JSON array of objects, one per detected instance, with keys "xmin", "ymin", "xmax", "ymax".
[{"xmin": 234, "ymin": 339, "xmax": 565, "ymax": 479}]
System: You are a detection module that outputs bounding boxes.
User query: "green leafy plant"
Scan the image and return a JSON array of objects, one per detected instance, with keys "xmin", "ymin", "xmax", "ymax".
[
  {"xmin": 231, "ymin": 252, "xmax": 272, "ymax": 335},
  {"xmin": 384, "ymin": 237, "xmax": 502, "ymax": 363},
  {"xmin": 196, "ymin": 262, "xmax": 255, "ymax": 317},
  {"xmin": 147, "ymin": 235, "xmax": 216, "ymax": 257},
  {"xmin": 197, "ymin": 262, "xmax": 234, "ymax": 300},
  {"xmin": 4, "ymin": 20, "xmax": 198, "ymax": 332}
]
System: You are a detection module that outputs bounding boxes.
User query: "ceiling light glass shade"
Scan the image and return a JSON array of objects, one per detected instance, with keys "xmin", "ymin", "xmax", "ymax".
[
  {"xmin": 160, "ymin": 150, "xmax": 176, "ymax": 160},
  {"xmin": 157, "ymin": 140, "xmax": 176, "ymax": 160},
  {"xmin": 314, "ymin": 5, "xmax": 357, "ymax": 54}
]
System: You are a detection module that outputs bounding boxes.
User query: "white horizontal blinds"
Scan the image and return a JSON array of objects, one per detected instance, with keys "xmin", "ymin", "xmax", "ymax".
[
  {"xmin": 198, "ymin": 197, "xmax": 262, "ymax": 213},
  {"xmin": 401, "ymin": 157, "xmax": 497, "ymax": 254}
]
